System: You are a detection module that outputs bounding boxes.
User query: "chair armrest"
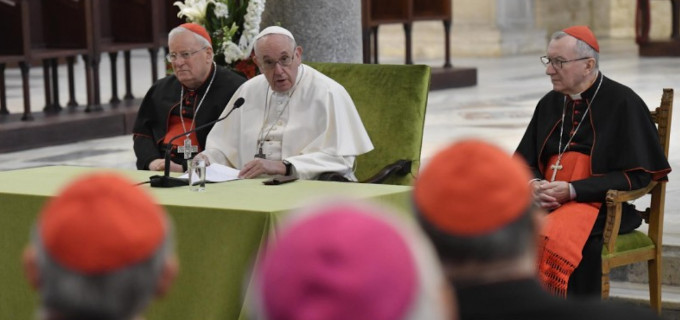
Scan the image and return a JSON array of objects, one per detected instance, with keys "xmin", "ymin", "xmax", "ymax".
[
  {"xmin": 316, "ymin": 160, "xmax": 412, "ymax": 184},
  {"xmin": 316, "ymin": 172, "xmax": 351, "ymax": 182},
  {"xmin": 361, "ymin": 160, "xmax": 412, "ymax": 184},
  {"xmin": 602, "ymin": 181, "xmax": 657, "ymax": 253},
  {"xmin": 606, "ymin": 182, "xmax": 657, "ymax": 204}
]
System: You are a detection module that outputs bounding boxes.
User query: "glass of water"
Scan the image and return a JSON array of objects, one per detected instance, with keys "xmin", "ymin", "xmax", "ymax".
[{"xmin": 188, "ymin": 158, "xmax": 206, "ymax": 192}]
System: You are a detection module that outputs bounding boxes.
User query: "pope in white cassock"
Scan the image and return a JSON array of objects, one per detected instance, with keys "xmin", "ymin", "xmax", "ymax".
[{"xmin": 198, "ymin": 26, "xmax": 374, "ymax": 180}]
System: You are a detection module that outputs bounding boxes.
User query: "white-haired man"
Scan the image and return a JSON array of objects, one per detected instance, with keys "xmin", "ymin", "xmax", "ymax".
[
  {"xmin": 197, "ymin": 26, "xmax": 373, "ymax": 180},
  {"xmin": 515, "ymin": 25, "xmax": 670, "ymax": 297},
  {"xmin": 133, "ymin": 23, "xmax": 245, "ymax": 173}
]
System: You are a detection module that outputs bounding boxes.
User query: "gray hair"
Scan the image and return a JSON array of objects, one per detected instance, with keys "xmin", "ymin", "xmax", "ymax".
[
  {"xmin": 32, "ymin": 223, "xmax": 174, "ymax": 320},
  {"xmin": 169, "ymin": 26, "xmax": 212, "ymax": 49},
  {"xmin": 551, "ymin": 30, "xmax": 599, "ymax": 70}
]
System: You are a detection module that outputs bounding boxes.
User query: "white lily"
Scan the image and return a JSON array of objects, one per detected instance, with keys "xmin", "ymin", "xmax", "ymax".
[{"xmin": 174, "ymin": 0, "xmax": 213, "ymax": 24}]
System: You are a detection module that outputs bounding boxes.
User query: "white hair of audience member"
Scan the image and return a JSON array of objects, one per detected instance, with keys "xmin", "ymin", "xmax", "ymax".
[{"xmin": 31, "ymin": 225, "xmax": 174, "ymax": 320}]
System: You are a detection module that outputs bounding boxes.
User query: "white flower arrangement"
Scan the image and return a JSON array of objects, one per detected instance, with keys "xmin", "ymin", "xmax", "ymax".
[
  {"xmin": 224, "ymin": 0, "xmax": 265, "ymax": 64},
  {"xmin": 173, "ymin": 0, "xmax": 212, "ymax": 25},
  {"xmin": 174, "ymin": 0, "xmax": 266, "ymax": 73}
]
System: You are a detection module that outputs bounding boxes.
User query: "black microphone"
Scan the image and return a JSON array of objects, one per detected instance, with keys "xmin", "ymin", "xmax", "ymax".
[{"xmin": 149, "ymin": 97, "xmax": 245, "ymax": 188}]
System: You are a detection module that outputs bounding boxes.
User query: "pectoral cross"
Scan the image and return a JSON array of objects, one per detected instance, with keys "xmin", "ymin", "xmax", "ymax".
[
  {"xmin": 550, "ymin": 159, "xmax": 563, "ymax": 182},
  {"xmin": 178, "ymin": 138, "xmax": 198, "ymax": 160},
  {"xmin": 255, "ymin": 146, "xmax": 266, "ymax": 159}
]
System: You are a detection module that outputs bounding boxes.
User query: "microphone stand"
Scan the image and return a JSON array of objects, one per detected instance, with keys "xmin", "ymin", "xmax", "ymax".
[{"xmin": 149, "ymin": 98, "xmax": 245, "ymax": 188}]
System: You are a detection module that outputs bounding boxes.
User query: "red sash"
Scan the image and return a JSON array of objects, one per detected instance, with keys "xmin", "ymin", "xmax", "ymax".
[
  {"xmin": 537, "ymin": 152, "xmax": 600, "ymax": 297},
  {"xmin": 164, "ymin": 115, "xmax": 200, "ymax": 151}
]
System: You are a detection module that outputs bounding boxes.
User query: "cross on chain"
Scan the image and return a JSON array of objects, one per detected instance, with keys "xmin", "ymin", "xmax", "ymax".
[
  {"xmin": 177, "ymin": 138, "xmax": 198, "ymax": 160},
  {"xmin": 550, "ymin": 159, "xmax": 563, "ymax": 182}
]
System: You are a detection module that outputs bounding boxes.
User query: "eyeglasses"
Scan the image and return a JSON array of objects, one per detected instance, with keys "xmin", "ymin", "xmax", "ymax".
[
  {"xmin": 540, "ymin": 56, "xmax": 591, "ymax": 69},
  {"xmin": 166, "ymin": 47, "xmax": 207, "ymax": 62},
  {"xmin": 260, "ymin": 55, "xmax": 294, "ymax": 70}
]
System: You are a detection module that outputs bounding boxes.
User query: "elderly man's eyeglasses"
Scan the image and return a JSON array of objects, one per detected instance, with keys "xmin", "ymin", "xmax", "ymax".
[
  {"xmin": 166, "ymin": 47, "xmax": 207, "ymax": 62},
  {"xmin": 540, "ymin": 56, "xmax": 590, "ymax": 69},
  {"xmin": 261, "ymin": 55, "xmax": 294, "ymax": 70}
]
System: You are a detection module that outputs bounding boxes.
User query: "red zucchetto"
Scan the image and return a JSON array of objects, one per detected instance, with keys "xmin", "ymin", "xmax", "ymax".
[
  {"xmin": 180, "ymin": 22, "xmax": 212, "ymax": 46},
  {"xmin": 563, "ymin": 25, "xmax": 599, "ymax": 52},
  {"xmin": 414, "ymin": 139, "xmax": 533, "ymax": 236},
  {"xmin": 38, "ymin": 172, "xmax": 167, "ymax": 274}
]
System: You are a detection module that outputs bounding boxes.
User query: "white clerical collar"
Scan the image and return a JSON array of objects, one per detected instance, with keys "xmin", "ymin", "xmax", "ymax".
[{"xmin": 569, "ymin": 93, "xmax": 582, "ymax": 100}]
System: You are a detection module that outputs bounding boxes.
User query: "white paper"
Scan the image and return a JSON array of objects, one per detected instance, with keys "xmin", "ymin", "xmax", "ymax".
[{"xmin": 179, "ymin": 163, "xmax": 240, "ymax": 183}]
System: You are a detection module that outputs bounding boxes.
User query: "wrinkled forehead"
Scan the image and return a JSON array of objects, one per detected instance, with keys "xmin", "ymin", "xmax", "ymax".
[
  {"xmin": 547, "ymin": 36, "xmax": 577, "ymax": 58},
  {"xmin": 255, "ymin": 34, "xmax": 295, "ymax": 57},
  {"xmin": 169, "ymin": 31, "xmax": 202, "ymax": 51}
]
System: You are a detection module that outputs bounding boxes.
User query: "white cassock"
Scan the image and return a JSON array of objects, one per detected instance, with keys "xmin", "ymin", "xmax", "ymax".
[{"xmin": 203, "ymin": 64, "xmax": 374, "ymax": 180}]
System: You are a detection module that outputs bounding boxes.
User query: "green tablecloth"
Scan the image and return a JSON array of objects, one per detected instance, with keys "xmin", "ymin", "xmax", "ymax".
[{"xmin": 0, "ymin": 166, "xmax": 412, "ymax": 319}]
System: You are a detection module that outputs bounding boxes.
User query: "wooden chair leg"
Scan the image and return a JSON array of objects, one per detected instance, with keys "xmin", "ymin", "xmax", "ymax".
[
  {"xmin": 362, "ymin": 27, "xmax": 371, "ymax": 64},
  {"xmin": 109, "ymin": 51, "xmax": 121, "ymax": 105},
  {"xmin": 123, "ymin": 51, "xmax": 134, "ymax": 100},
  {"xmin": 601, "ymin": 270, "xmax": 611, "ymax": 299},
  {"xmin": 66, "ymin": 56, "xmax": 78, "ymax": 107},
  {"xmin": 50, "ymin": 58, "xmax": 62, "ymax": 112},
  {"xmin": 648, "ymin": 258, "xmax": 662, "ymax": 313},
  {"xmin": 372, "ymin": 26, "xmax": 379, "ymax": 64},
  {"xmin": 19, "ymin": 62, "xmax": 33, "ymax": 121},
  {"xmin": 42, "ymin": 60, "xmax": 54, "ymax": 113},
  {"xmin": 149, "ymin": 48, "xmax": 159, "ymax": 83},
  {"xmin": 91, "ymin": 53, "xmax": 103, "ymax": 109},
  {"xmin": 443, "ymin": 19, "xmax": 452, "ymax": 68},
  {"xmin": 671, "ymin": 0, "xmax": 680, "ymax": 39},
  {"xmin": 82, "ymin": 55, "xmax": 94, "ymax": 107},
  {"xmin": 0, "ymin": 63, "xmax": 8, "ymax": 115},
  {"xmin": 403, "ymin": 22, "xmax": 413, "ymax": 65}
]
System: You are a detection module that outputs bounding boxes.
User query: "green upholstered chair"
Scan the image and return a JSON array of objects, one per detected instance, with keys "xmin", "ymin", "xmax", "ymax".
[
  {"xmin": 306, "ymin": 62, "xmax": 431, "ymax": 186},
  {"xmin": 601, "ymin": 88, "xmax": 673, "ymax": 313}
]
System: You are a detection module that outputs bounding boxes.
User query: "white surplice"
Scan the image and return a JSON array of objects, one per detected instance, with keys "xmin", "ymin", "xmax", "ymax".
[{"xmin": 203, "ymin": 64, "xmax": 373, "ymax": 180}]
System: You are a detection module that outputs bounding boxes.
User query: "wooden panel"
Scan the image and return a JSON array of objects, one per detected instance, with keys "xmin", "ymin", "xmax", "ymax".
[
  {"xmin": 158, "ymin": 0, "xmax": 183, "ymax": 47},
  {"xmin": 41, "ymin": 0, "xmax": 87, "ymax": 49},
  {"xmin": 413, "ymin": 0, "xmax": 451, "ymax": 21},
  {"xmin": 367, "ymin": 0, "xmax": 411, "ymax": 25},
  {"xmin": 164, "ymin": 0, "xmax": 182, "ymax": 31},
  {"xmin": 0, "ymin": 0, "xmax": 24, "ymax": 55},
  {"xmin": 110, "ymin": 0, "xmax": 154, "ymax": 43}
]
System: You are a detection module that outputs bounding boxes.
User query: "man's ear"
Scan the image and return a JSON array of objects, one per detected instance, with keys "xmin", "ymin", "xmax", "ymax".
[
  {"xmin": 295, "ymin": 46, "xmax": 303, "ymax": 60},
  {"xmin": 205, "ymin": 47, "xmax": 215, "ymax": 63},
  {"xmin": 585, "ymin": 58, "xmax": 596, "ymax": 74},
  {"xmin": 252, "ymin": 55, "xmax": 264, "ymax": 74},
  {"xmin": 22, "ymin": 245, "xmax": 40, "ymax": 289},
  {"xmin": 156, "ymin": 254, "xmax": 179, "ymax": 297}
]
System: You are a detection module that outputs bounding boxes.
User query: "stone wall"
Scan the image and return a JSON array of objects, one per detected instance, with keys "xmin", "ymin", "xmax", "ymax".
[
  {"xmin": 373, "ymin": 0, "xmax": 674, "ymax": 59},
  {"xmin": 260, "ymin": 0, "xmax": 362, "ymax": 63},
  {"xmin": 535, "ymin": 0, "xmax": 671, "ymax": 39}
]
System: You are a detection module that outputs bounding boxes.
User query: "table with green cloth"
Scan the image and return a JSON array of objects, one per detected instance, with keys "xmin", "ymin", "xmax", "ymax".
[{"xmin": 0, "ymin": 166, "xmax": 413, "ymax": 319}]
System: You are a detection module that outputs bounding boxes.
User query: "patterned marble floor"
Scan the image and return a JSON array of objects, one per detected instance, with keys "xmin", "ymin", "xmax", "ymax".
[{"xmin": 2, "ymin": 39, "xmax": 679, "ymax": 244}]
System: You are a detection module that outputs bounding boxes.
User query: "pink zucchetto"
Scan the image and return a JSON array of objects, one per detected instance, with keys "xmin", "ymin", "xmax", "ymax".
[{"xmin": 250, "ymin": 201, "xmax": 455, "ymax": 320}]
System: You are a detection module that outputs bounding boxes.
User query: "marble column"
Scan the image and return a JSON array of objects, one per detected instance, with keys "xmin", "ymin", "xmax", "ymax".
[
  {"xmin": 450, "ymin": 0, "xmax": 546, "ymax": 56},
  {"xmin": 260, "ymin": 0, "xmax": 362, "ymax": 63},
  {"xmin": 496, "ymin": 0, "xmax": 546, "ymax": 54}
]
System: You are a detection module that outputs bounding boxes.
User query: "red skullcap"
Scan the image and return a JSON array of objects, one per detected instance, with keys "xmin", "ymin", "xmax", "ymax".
[
  {"xmin": 414, "ymin": 140, "xmax": 533, "ymax": 236},
  {"xmin": 180, "ymin": 22, "xmax": 212, "ymax": 46},
  {"xmin": 39, "ymin": 172, "xmax": 166, "ymax": 274},
  {"xmin": 258, "ymin": 205, "xmax": 418, "ymax": 320},
  {"xmin": 563, "ymin": 25, "xmax": 599, "ymax": 52}
]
